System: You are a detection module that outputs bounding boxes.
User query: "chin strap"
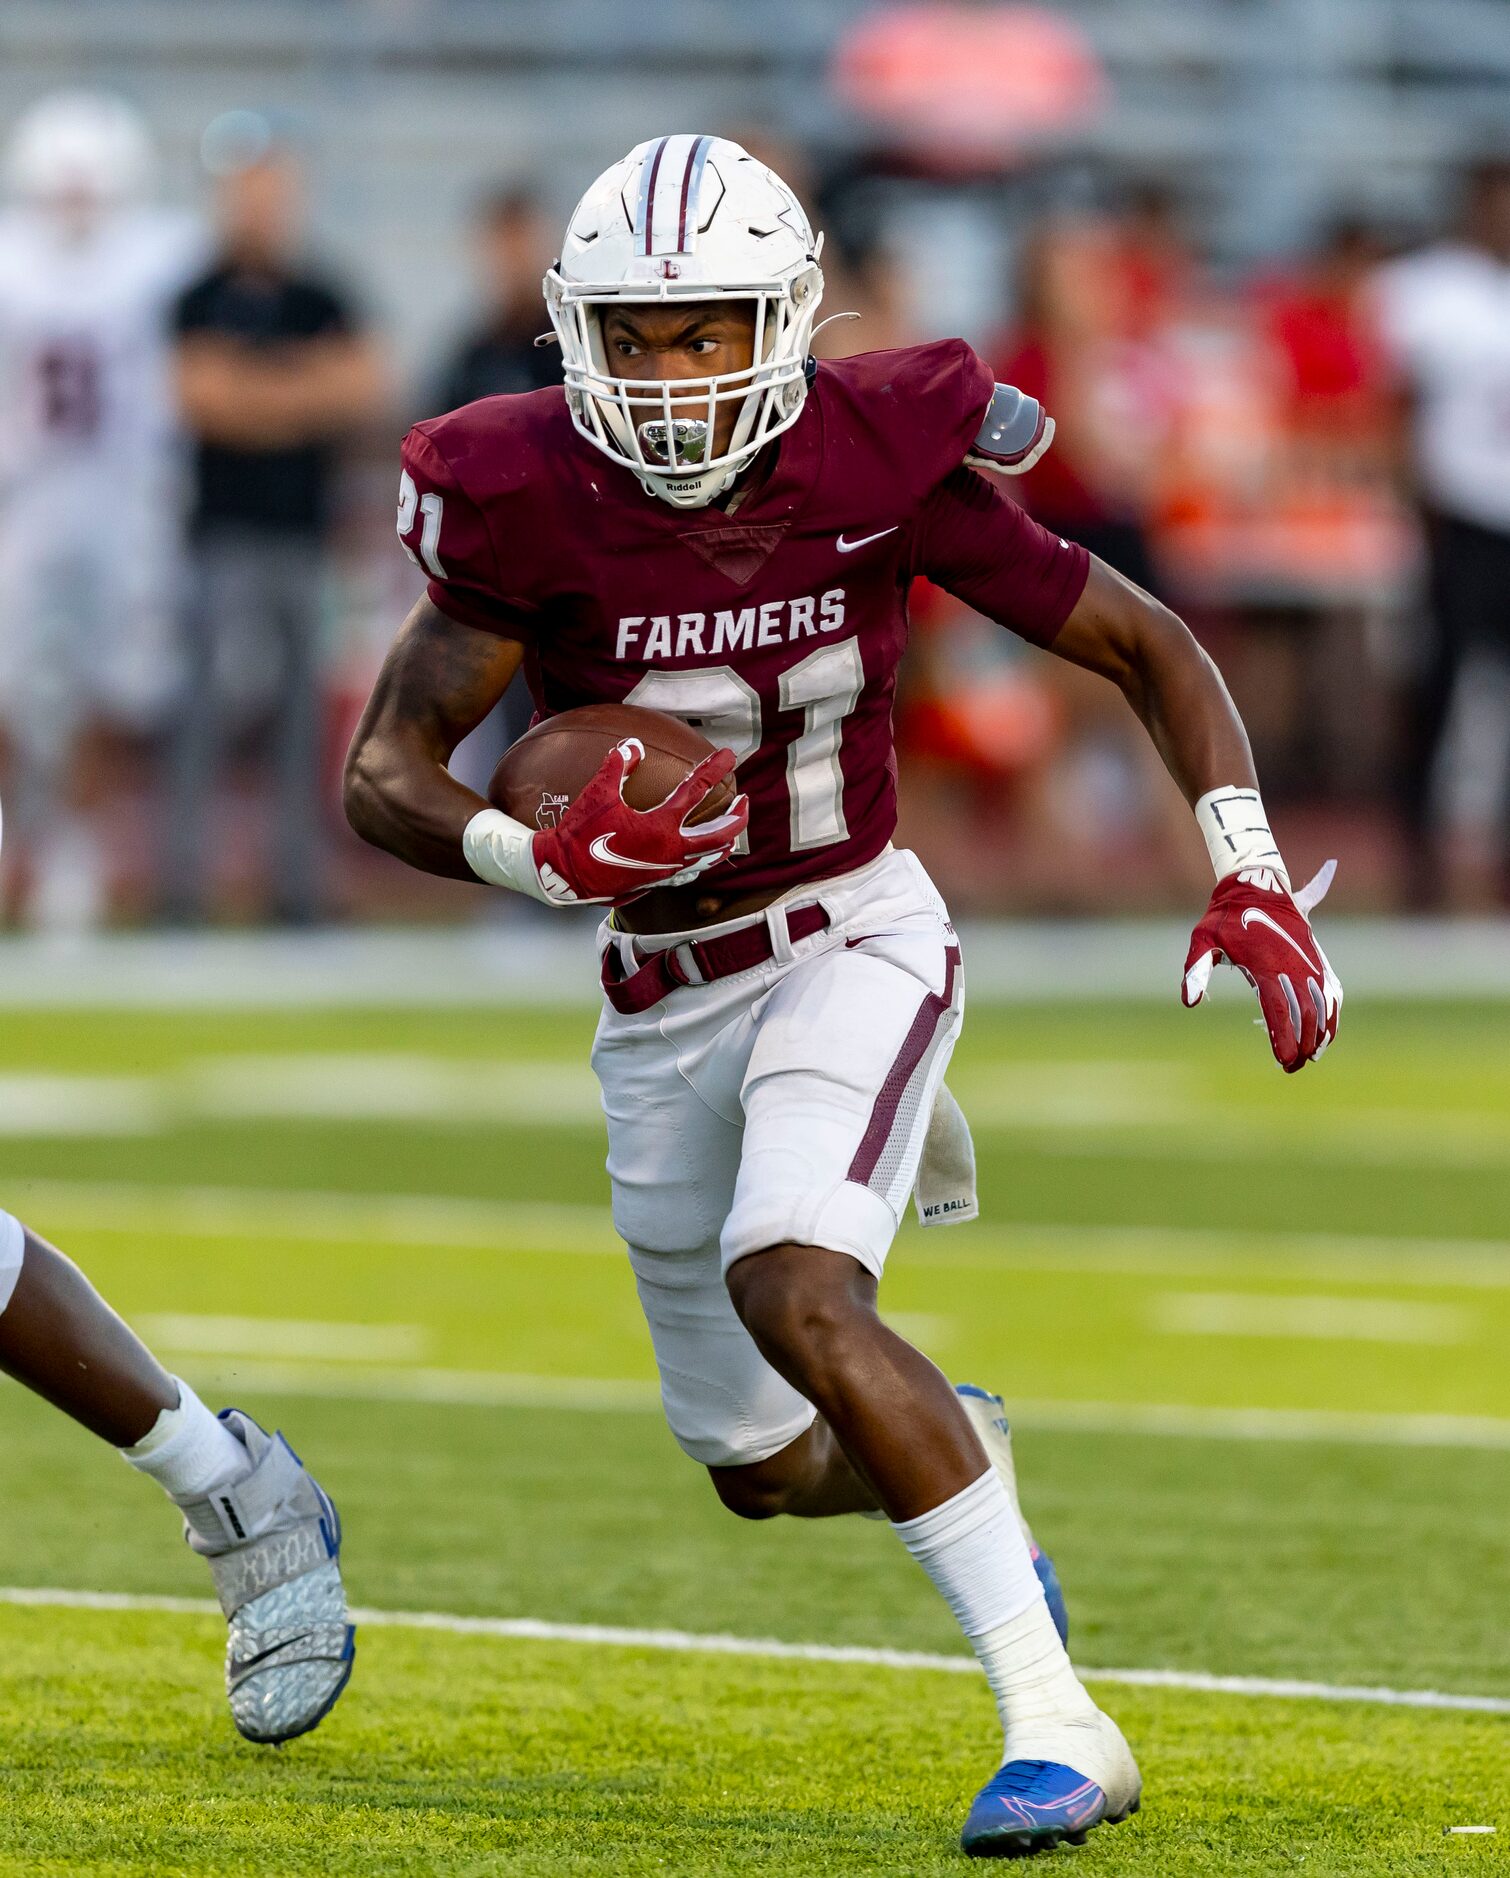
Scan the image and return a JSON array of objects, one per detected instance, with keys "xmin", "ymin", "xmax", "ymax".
[{"xmin": 640, "ymin": 461, "xmax": 742, "ymax": 508}]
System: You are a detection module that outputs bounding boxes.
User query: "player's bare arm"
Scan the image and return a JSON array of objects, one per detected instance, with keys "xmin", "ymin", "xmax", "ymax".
[
  {"xmin": 1050, "ymin": 558, "xmax": 1258, "ymax": 803},
  {"xmin": 344, "ymin": 596, "xmax": 525, "ymax": 880},
  {"xmin": 1049, "ymin": 558, "xmax": 1340, "ymax": 1069},
  {"xmin": 346, "ymin": 596, "xmax": 747, "ymax": 904}
]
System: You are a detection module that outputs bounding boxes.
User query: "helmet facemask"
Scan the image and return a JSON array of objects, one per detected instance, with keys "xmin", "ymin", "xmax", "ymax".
[
  {"xmin": 544, "ymin": 135, "xmax": 825, "ymax": 508},
  {"xmin": 547, "ymin": 266, "xmax": 822, "ymax": 507}
]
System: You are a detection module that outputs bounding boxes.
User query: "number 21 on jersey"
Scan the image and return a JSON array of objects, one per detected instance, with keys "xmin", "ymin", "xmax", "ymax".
[
  {"xmin": 398, "ymin": 469, "xmax": 865, "ymax": 858},
  {"xmin": 397, "ymin": 470, "xmax": 447, "ymax": 579},
  {"xmin": 627, "ymin": 642, "xmax": 865, "ymax": 854}
]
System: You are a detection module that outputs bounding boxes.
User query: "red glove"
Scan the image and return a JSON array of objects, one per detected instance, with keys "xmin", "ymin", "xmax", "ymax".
[
  {"xmin": 531, "ymin": 738, "xmax": 749, "ymax": 906},
  {"xmin": 1182, "ymin": 863, "xmax": 1342, "ymax": 1072}
]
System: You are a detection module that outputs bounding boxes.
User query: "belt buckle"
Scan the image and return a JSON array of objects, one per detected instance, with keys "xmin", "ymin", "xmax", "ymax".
[{"xmin": 669, "ymin": 941, "xmax": 706, "ymax": 986}]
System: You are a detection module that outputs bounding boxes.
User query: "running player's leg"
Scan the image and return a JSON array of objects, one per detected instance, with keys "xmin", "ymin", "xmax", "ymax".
[
  {"xmin": 713, "ymin": 873, "xmax": 1138, "ymax": 1853},
  {"xmin": 0, "ymin": 1211, "xmax": 353, "ymax": 1743},
  {"xmin": 0, "ymin": 1211, "xmax": 178, "ymax": 1443},
  {"xmin": 596, "ymin": 883, "xmax": 1033, "ymax": 1517},
  {"xmin": 593, "ymin": 987, "xmax": 832, "ymax": 1487}
]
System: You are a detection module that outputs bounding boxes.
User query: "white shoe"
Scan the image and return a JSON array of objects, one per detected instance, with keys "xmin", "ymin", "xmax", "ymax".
[{"xmin": 175, "ymin": 1409, "xmax": 354, "ymax": 1744}]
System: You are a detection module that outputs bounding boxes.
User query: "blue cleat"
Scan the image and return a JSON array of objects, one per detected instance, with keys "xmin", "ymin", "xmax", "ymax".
[
  {"xmin": 955, "ymin": 1384, "xmax": 1068, "ymax": 1645},
  {"xmin": 961, "ymin": 1747, "xmax": 1141, "ymax": 1859}
]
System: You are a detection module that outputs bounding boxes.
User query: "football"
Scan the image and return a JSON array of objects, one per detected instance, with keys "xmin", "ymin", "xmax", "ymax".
[{"xmin": 488, "ymin": 702, "xmax": 735, "ymax": 832}]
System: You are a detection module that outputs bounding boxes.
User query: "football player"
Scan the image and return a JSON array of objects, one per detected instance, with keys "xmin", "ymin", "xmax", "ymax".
[
  {"xmin": 346, "ymin": 136, "xmax": 1341, "ymax": 1859},
  {"xmin": 0, "ymin": 1209, "xmax": 353, "ymax": 1742},
  {"xmin": 0, "ymin": 93, "xmax": 201, "ymax": 928},
  {"xmin": 1, "ymin": 788, "xmax": 353, "ymax": 1742}
]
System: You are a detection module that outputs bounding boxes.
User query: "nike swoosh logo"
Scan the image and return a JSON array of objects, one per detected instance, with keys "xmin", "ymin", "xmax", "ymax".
[
  {"xmin": 1240, "ymin": 906, "xmax": 1319, "ymax": 970},
  {"xmin": 836, "ymin": 527, "xmax": 899, "ymax": 553},
  {"xmin": 589, "ymin": 834, "xmax": 673, "ymax": 872},
  {"xmin": 229, "ymin": 1635, "xmax": 305, "ymax": 1678}
]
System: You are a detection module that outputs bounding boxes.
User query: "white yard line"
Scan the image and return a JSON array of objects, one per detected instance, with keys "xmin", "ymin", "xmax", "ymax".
[
  {"xmin": 2, "ymin": 919, "xmax": 1509, "ymax": 1003},
  {"xmin": 4, "ymin": 1060, "xmax": 1510, "ymax": 1168},
  {"xmin": 0, "ymin": 1585, "xmax": 1505, "ymax": 1717},
  {"xmin": 0, "ymin": 1076, "xmax": 161, "ymax": 1137},
  {"xmin": 154, "ymin": 1361, "xmax": 660, "ymax": 1411},
  {"xmin": 1002, "ymin": 1398, "xmax": 1510, "ymax": 1450},
  {"xmin": 10, "ymin": 1179, "xmax": 614, "ymax": 1255},
  {"xmin": 12, "ymin": 1178, "xmax": 1510, "ymax": 1292},
  {"xmin": 48, "ymin": 1357, "xmax": 1510, "ymax": 1451},
  {"xmin": 1150, "ymin": 1290, "xmax": 1473, "ymax": 1345},
  {"xmin": 135, "ymin": 1315, "xmax": 430, "ymax": 1363}
]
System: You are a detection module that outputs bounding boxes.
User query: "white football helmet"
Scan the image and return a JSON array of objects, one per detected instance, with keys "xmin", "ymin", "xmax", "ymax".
[
  {"xmin": 3, "ymin": 91, "xmax": 156, "ymax": 213},
  {"xmin": 545, "ymin": 135, "xmax": 824, "ymax": 508}
]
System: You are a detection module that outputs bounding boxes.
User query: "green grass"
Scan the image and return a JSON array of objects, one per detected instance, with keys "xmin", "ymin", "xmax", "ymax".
[
  {"xmin": 2, "ymin": 1613, "xmax": 1505, "ymax": 1877},
  {"xmin": 0, "ymin": 992, "xmax": 1507, "ymax": 1872}
]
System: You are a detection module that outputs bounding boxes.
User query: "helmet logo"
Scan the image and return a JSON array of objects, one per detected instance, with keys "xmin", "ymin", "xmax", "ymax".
[{"xmin": 655, "ymin": 258, "xmax": 682, "ymax": 280}]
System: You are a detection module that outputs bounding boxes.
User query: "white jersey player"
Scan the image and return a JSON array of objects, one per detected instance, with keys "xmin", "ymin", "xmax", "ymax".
[{"xmin": 0, "ymin": 92, "xmax": 204, "ymax": 927}]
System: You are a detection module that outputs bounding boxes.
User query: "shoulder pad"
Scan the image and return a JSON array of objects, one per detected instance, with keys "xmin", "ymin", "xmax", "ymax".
[{"xmin": 964, "ymin": 383, "xmax": 1054, "ymax": 476}]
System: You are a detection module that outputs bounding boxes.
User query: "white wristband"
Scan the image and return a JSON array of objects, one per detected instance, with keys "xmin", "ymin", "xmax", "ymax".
[
  {"xmin": 462, "ymin": 807, "xmax": 552, "ymax": 904},
  {"xmin": 1194, "ymin": 786, "xmax": 1289, "ymax": 886}
]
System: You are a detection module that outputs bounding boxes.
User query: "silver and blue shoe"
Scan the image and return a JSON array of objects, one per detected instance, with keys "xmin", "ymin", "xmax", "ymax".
[
  {"xmin": 175, "ymin": 1409, "xmax": 354, "ymax": 1744},
  {"xmin": 961, "ymin": 1717, "xmax": 1142, "ymax": 1860},
  {"xmin": 955, "ymin": 1384, "xmax": 1068, "ymax": 1645}
]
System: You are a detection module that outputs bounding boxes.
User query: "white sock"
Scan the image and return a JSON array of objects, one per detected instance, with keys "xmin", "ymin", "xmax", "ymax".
[
  {"xmin": 121, "ymin": 1379, "xmax": 252, "ymax": 1501},
  {"xmin": 894, "ymin": 1470, "xmax": 1097, "ymax": 1756}
]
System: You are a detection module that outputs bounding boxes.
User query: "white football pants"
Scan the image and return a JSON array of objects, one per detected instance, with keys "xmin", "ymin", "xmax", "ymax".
[
  {"xmin": 0, "ymin": 1209, "xmax": 24, "ymax": 1315},
  {"xmin": 592, "ymin": 847, "xmax": 964, "ymax": 1468},
  {"xmin": 0, "ymin": 463, "xmax": 180, "ymax": 769}
]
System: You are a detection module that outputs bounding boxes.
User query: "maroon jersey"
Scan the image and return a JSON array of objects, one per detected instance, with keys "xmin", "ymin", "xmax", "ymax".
[{"xmin": 399, "ymin": 340, "xmax": 1088, "ymax": 898}]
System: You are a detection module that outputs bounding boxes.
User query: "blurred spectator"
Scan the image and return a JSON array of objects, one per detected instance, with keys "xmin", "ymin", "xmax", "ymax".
[
  {"xmin": 1111, "ymin": 181, "xmax": 1197, "ymax": 344},
  {"xmin": 429, "ymin": 188, "xmax": 559, "ymax": 416},
  {"xmin": 815, "ymin": 232, "xmax": 914, "ymax": 356},
  {"xmin": 164, "ymin": 128, "xmax": 387, "ymax": 925},
  {"xmin": 0, "ymin": 91, "xmax": 203, "ymax": 930},
  {"xmin": 1256, "ymin": 216, "xmax": 1392, "ymax": 468},
  {"xmin": 426, "ymin": 187, "xmax": 558, "ymax": 810},
  {"xmin": 1375, "ymin": 155, "xmax": 1510, "ymax": 905},
  {"xmin": 992, "ymin": 212, "xmax": 1179, "ymax": 592}
]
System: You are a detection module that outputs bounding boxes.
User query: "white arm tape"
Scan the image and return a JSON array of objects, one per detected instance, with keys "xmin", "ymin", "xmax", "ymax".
[
  {"xmin": 462, "ymin": 807, "xmax": 552, "ymax": 903},
  {"xmin": 1195, "ymin": 786, "xmax": 1289, "ymax": 885}
]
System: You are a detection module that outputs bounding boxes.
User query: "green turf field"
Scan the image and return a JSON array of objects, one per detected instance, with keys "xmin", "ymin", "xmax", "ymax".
[{"xmin": 0, "ymin": 988, "xmax": 1507, "ymax": 1874}]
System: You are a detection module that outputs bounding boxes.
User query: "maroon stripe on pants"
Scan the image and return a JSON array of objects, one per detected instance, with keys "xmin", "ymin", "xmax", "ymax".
[{"xmin": 848, "ymin": 945, "xmax": 961, "ymax": 1187}]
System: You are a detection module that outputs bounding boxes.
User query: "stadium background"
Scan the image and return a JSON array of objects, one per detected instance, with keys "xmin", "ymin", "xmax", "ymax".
[
  {"xmin": 0, "ymin": 5, "xmax": 1507, "ymax": 1876},
  {"xmin": 4, "ymin": 0, "xmax": 1510, "ymax": 924}
]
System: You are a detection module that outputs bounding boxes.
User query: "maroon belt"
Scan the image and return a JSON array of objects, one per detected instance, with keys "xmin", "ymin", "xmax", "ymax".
[{"xmin": 601, "ymin": 902, "xmax": 831, "ymax": 1013}]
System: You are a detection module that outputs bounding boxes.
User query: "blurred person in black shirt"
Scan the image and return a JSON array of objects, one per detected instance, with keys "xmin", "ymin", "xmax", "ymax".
[
  {"xmin": 430, "ymin": 188, "xmax": 559, "ymax": 416},
  {"xmin": 427, "ymin": 188, "xmax": 557, "ymax": 810},
  {"xmin": 164, "ymin": 126, "xmax": 386, "ymax": 924}
]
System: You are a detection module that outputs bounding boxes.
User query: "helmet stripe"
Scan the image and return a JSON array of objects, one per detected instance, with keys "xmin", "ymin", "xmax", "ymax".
[
  {"xmin": 636, "ymin": 135, "xmax": 671, "ymax": 257},
  {"xmin": 675, "ymin": 134, "xmax": 712, "ymax": 250}
]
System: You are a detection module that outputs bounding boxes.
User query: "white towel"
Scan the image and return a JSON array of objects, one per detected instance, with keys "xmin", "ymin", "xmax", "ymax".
[{"xmin": 912, "ymin": 1082, "xmax": 979, "ymax": 1228}]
